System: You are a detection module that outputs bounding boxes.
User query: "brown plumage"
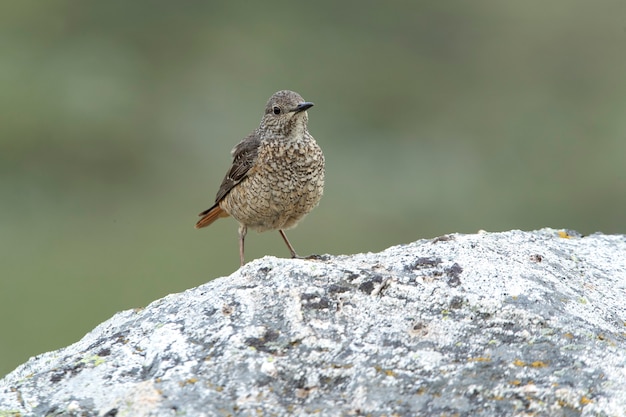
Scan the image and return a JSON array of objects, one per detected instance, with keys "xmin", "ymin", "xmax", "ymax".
[{"xmin": 195, "ymin": 90, "xmax": 325, "ymax": 266}]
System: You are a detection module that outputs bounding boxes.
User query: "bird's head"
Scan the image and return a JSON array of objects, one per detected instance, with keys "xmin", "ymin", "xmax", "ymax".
[{"xmin": 260, "ymin": 90, "xmax": 314, "ymax": 138}]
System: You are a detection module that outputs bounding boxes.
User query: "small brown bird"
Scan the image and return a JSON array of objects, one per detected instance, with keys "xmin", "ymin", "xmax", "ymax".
[{"xmin": 195, "ymin": 90, "xmax": 325, "ymax": 266}]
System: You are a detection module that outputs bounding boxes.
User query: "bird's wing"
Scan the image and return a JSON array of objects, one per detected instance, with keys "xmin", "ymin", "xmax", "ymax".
[{"xmin": 214, "ymin": 133, "xmax": 261, "ymax": 202}]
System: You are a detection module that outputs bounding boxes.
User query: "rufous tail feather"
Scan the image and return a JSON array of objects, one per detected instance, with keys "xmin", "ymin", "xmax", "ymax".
[{"xmin": 195, "ymin": 204, "xmax": 229, "ymax": 229}]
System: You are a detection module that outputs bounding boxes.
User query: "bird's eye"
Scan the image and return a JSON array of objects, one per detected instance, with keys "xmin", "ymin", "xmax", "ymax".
[{"xmin": 273, "ymin": 106, "xmax": 281, "ymax": 115}]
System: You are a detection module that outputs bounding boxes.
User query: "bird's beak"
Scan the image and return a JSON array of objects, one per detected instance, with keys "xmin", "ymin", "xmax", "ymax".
[{"xmin": 292, "ymin": 102, "xmax": 314, "ymax": 113}]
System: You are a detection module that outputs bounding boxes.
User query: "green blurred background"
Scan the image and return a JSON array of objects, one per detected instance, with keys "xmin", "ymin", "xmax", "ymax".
[{"xmin": 1, "ymin": 0, "xmax": 625, "ymax": 377}]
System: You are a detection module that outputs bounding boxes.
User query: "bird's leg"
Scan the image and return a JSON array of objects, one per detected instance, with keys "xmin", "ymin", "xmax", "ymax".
[
  {"xmin": 238, "ymin": 224, "xmax": 247, "ymax": 266},
  {"xmin": 278, "ymin": 229, "xmax": 300, "ymax": 259}
]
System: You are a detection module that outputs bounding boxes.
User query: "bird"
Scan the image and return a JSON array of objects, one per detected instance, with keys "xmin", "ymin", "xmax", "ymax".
[{"xmin": 195, "ymin": 90, "xmax": 325, "ymax": 266}]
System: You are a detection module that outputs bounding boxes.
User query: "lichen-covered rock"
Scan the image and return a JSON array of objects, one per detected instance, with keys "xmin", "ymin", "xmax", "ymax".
[{"xmin": 1, "ymin": 229, "xmax": 625, "ymax": 416}]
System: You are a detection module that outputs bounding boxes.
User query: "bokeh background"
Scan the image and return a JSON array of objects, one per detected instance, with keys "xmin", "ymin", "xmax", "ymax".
[{"xmin": 1, "ymin": 1, "xmax": 625, "ymax": 377}]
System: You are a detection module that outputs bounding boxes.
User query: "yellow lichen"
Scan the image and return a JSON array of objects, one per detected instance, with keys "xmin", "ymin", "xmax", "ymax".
[
  {"xmin": 178, "ymin": 377, "xmax": 198, "ymax": 387},
  {"xmin": 468, "ymin": 356, "xmax": 491, "ymax": 363}
]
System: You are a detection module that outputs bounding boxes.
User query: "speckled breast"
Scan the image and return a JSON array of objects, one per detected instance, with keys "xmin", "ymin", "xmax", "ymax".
[{"xmin": 221, "ymin": 135, "xmax": 325, "ymax": 232}]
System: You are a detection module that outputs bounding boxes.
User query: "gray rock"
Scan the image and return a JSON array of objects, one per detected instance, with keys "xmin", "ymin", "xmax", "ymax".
[{"xmin": 1, "ymin": 229, "xmax": 625, "ymax": 417}]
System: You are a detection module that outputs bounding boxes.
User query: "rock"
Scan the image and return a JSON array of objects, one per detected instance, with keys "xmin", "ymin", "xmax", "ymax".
[{"xmin": 1, "ymin": 228, "xmax": 625, "ymax": 416}]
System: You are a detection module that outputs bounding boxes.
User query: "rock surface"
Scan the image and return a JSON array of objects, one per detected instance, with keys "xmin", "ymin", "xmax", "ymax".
[{"xmin": 1, "ymin": 229, "xmax": 626, "ymax": 416}]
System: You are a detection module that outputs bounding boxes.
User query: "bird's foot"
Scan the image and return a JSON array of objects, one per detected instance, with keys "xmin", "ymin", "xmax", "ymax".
[{"xmin": 297, "ymin": 253, "xmax": 331, "ymax": 261}]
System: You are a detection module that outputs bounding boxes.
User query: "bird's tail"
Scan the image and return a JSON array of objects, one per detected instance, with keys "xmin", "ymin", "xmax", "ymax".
[{"xmin": 195, "ymin": 203, "xmax": 229, "ymax": 229}]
